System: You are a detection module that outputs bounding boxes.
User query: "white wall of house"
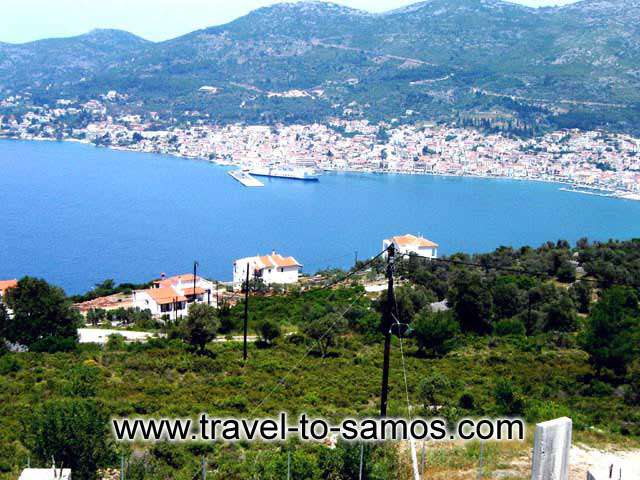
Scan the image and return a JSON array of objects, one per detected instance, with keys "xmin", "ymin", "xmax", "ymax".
[
  {"xmin": 131, "ymin": 290, "xmax": 188, "ymax": 318},
  {"xmin": 233, "ymin": 256, "xmax": 300, "ymax": 288},
  {"xmin": 261, "ymin": 265, "xmax": 300, "ymax": 285},
  {"xmin": 233, "ymin": 257, "xmax": 260, "ymax": 286}
]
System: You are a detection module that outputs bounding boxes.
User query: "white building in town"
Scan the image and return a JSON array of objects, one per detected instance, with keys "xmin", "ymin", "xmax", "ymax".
[
  {"xmin": 132, "ymin": 273, "xmax": 216, "ymax": 319},
  {"xmin": 383, "ymin": 234, "xmax": 439, "ymax": 258},
  {"xmin": 233, "ymin": 252, "xmax": 302, "ymax": 289}
]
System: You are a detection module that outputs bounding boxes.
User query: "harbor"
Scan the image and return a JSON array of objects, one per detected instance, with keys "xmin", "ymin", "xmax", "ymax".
[{"xmin": 228, "ymin": 170, "xmax": 264, "ymax": 187}]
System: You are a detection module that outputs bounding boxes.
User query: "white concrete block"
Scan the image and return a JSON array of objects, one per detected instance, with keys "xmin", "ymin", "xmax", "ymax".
[{"xmin": 531, "ymin": 417, "xmax": 572, "ymax": 480}]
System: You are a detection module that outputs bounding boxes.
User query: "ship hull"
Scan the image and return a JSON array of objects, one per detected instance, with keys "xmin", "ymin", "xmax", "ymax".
[
  {"xmin": 250, "ymin": 172, "xmax": 319, "ymax": 181},
  {"xmin": 249, "ymin": 168, "xmax": 320, "ymax": 181}
]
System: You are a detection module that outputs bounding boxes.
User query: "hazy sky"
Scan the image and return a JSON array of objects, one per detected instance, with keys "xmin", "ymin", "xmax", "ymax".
[{"xmin": 2, "ymin": 0, "xmax": 580, "ymax": 44}]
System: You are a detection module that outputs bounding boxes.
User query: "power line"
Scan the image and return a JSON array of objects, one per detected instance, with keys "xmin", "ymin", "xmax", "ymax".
[
  {"xmin": 392, "ymin": 312, "xmax": 420, "ymax": 480},
  {"xmin": 248, "ymin": 289, "xmax": 368, "ymax": 416}
]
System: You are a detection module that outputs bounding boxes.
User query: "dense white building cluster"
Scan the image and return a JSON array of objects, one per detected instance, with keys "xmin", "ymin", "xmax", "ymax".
[{"xmin": 1, "ymin": 96, "xmax": 639, "ymax": 198}]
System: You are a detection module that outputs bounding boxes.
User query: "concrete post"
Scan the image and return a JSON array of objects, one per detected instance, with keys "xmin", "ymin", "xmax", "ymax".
[{"xmin": 531, "ymin": 417, "xmax": 572, "ymax": 480}]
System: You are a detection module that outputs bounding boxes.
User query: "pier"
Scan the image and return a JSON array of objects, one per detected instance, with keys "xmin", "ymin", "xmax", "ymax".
[{"xmin": 228, "ymin": 170, "xmax": 264, "ymax": 187}]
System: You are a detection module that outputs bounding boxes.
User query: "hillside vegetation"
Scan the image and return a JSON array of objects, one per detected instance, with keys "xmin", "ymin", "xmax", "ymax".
[
  {"xmin": 0, "ymin": 238, "xmax": 639, "ymax": 479},
  {"xmin": 2, "ymin": 0, "xmax": 640, "ymax": 132}
]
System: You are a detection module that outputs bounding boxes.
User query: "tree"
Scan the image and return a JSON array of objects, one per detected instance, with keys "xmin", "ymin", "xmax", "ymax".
[
  {"xmin": 412, "ymin": 309, "xmax": 459, "ymax": 357},
  {"xmin": 582, "ymin": 287, "xmax": 640, "ymax": 377},
  {"xmin": 492, "ymin": 280, "xmax": 525, "ymax": 320},
  {"xmin": 626, "ymin": 359, "xmax": 640, "ymax": 406},
  {"xmin": 86, "ymin": 308, "xmax": 107, "ymax": 326},
  {"xmin": 447, "ymin": 270, "xmax": 493, "ymax": 334},
  {"xmin": 3, "ymin": 277, "xmax": 80, "ymax": 348},
  {"xmin": 0, "ymin": 303, "xmax": 9, "ymax": 339},
  {"xmin": 419, "ymin": 373, "xmax": 452, "ymax": 412},
  {"xmin": 255, "ymin": 318, "xmax": 281, "ymax": 345},
  {"xmin": 303, "ymin": 313, "xmax": 346, "ymax": 357},
  {"xmin": 25, "ymin": 399, "xmax": 114, "ymax": 480},
  {"xmin": 570, "ymin": 280, "xmax": 593, "ymax": 314},
  {"xmin": 556, "ymin": 261, "xmax": 577, "ymax": 283},
  {"xmin": 543, "ymin": 295, "xmax": 578, "ymax": 332},
  {"xmin": 494, "ymin": 378, "xmax": 525, "ymax": 415},
  {"xmin": 182, "ymin": 304, "xmax": 219, "ymax": 354},
  {"xmin": 376, "ymin": 285, "xmax": 434, "ymax": 326}
]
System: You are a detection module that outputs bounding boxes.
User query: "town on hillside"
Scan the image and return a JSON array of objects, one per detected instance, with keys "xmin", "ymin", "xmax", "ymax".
[{"xmin": 1, "ymin": 94, "xmax": 640, "ymax": 199}]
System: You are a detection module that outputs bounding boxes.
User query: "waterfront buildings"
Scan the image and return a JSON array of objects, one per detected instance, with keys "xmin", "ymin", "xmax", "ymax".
[
  {"xmin": 2, "ymin": 94, "xmax": 640, "ymax": 197},
  {"xmin": 233, "ymin": 252, "xmax": 302, "ymax": 289},
  {"xmin": 383, "ymin": 234, "xmax": 439, "ymax": 258}
]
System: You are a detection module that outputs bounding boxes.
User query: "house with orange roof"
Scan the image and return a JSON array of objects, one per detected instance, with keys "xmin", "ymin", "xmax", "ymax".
[
  {"xmin": 0, "ymin": 279, "xmax": 18, "ymax": 303},
  {"xmin": 233, "ymin": 251, "xmax": 302, "ymax": 289},
  {"xmin": 383, "ymin": 234, "xmax": 439, "ymax": 259},
  {"xmin": 132, "ymin": 273, "xmax": 216, "ymax": 319}
]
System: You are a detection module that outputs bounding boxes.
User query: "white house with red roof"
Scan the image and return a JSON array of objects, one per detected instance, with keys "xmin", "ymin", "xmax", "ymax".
[
  {"xmin": 233, "ymin": 252, "xmax": 302, "ymax": 289},
  {"xmin": 132, "ymin": 273, "xmax": 216, "ymax": 319},
  {"xmin": 0, "ymin": 279, "xmax": 17, "ymax": 303},
  {"xmin": 383, "ymin": 234, "xmax": 439, "ymax": 259}
]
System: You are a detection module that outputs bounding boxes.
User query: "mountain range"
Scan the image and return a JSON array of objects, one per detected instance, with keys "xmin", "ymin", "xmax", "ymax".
[{"xmin": 1, "ymin": 0, "xmax": 640, "ymax": 132}]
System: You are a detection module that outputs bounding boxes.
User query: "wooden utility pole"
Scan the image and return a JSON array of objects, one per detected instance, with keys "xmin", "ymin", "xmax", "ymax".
[
  {"xmin": 380, "ymin": 243, "xmax": 395, "ymax": 417},
  {"xmin": 243, "ymin": 263, "xmax": 250, "ymax": 361}
]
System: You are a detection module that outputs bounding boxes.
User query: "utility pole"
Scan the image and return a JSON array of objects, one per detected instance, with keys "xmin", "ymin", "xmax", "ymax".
[
  {"xmin": 243, "ymin": 263, "xmax": 250, "ymax": 361},
  {"xmin": 380, "ymin": 243, "xmax": 395, "ymax": 417},
  {"xmin": 120, "ymin": 455, "xmax": 125, "ymax": 480},
  {"xmin": 355, "ymin": 250, "xmax": 358, "ymax": 266},
  {"xmin": 215, "ymin": 281, "xmax": 219, "ymax": 309},
  {"xmin": 201, "ymin": 455, "xmax": 206, "ymax": 480}
]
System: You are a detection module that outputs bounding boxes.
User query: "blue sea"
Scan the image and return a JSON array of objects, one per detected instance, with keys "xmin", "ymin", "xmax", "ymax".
[{"xmin": 1, "ymin": 139, "xmax": 640, "ymax": 294}]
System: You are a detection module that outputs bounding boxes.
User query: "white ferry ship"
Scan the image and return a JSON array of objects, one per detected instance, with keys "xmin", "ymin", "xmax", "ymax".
[{"xmin": 248, "ymin": 166, "xmax": 320, "ymax": 181}]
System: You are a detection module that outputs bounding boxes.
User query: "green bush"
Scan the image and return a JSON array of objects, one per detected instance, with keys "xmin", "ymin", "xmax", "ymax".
[
  {"xmin": 0, "ymin": 355, "xmax": 21, "ymax": 375},
  {"xmin": 494, "ymin": 318, "xmax": 526, "ymax": 336}
]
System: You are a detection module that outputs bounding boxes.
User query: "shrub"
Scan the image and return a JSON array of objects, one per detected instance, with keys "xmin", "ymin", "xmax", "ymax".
[
  {"xmin": 25, "ymin": 399, "xmax": 115, "ymax": 480},
  {"xmin": 106, "ymin": 333, "xmax": 126, "ymax": 351},
  {"xmin": 413, "ymin": 309, "xmax": 459, "ymax": 357},
  {"xmin": 494, "ymin": 379, "xmax": 525, "ymax": 416},
  {"xmin": 255, "ymin": 318, "xmax": 281, "ymax": 345},
  {"xmin": 582, "ymin": 286, "xmax": 640, "ymax": 378},
  {"xmin": 0, "ymin": 355, "xmax": 21, "ymax": 375},
  {"xmin": 419, "ymin": 373, "xmax": 453, "ymax": 412},
  {"xmin": 494, "ymin": 317, "xmax": 526, "ymax": 336},
  {"xmin": 30, "ymin": 336, "xmax": 77, "ymax": 353}
]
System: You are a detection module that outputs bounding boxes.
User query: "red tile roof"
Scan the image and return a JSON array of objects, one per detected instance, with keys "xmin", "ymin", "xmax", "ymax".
[
  {"xmin": 183, "ymin": 287, "xmax": 206, "ymax": 296},
  {"xmin": 271, "ymin": 253, "xmax": 302, "ymax": 267},
  {"xmin": 145, "ymin": 287, "xmax": 187, "ymax": 305},
  {"xmin": 392, "ymin": 234, "xmax": 439, "ymax": 248},
  {"xmin": 0, "ymin": 279, "xmax": 17, "ymax": 294}
]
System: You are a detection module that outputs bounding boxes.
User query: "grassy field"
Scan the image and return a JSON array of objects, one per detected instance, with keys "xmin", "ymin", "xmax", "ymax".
[{"xmin": 0, "ymin": 327, "xmax": 637, "ymax": 479}]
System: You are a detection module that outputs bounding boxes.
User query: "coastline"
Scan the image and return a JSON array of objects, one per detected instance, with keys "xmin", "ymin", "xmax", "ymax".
[{"xmin": 2, "ymin": 134, "xmax": 638, "ymax": 202}]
